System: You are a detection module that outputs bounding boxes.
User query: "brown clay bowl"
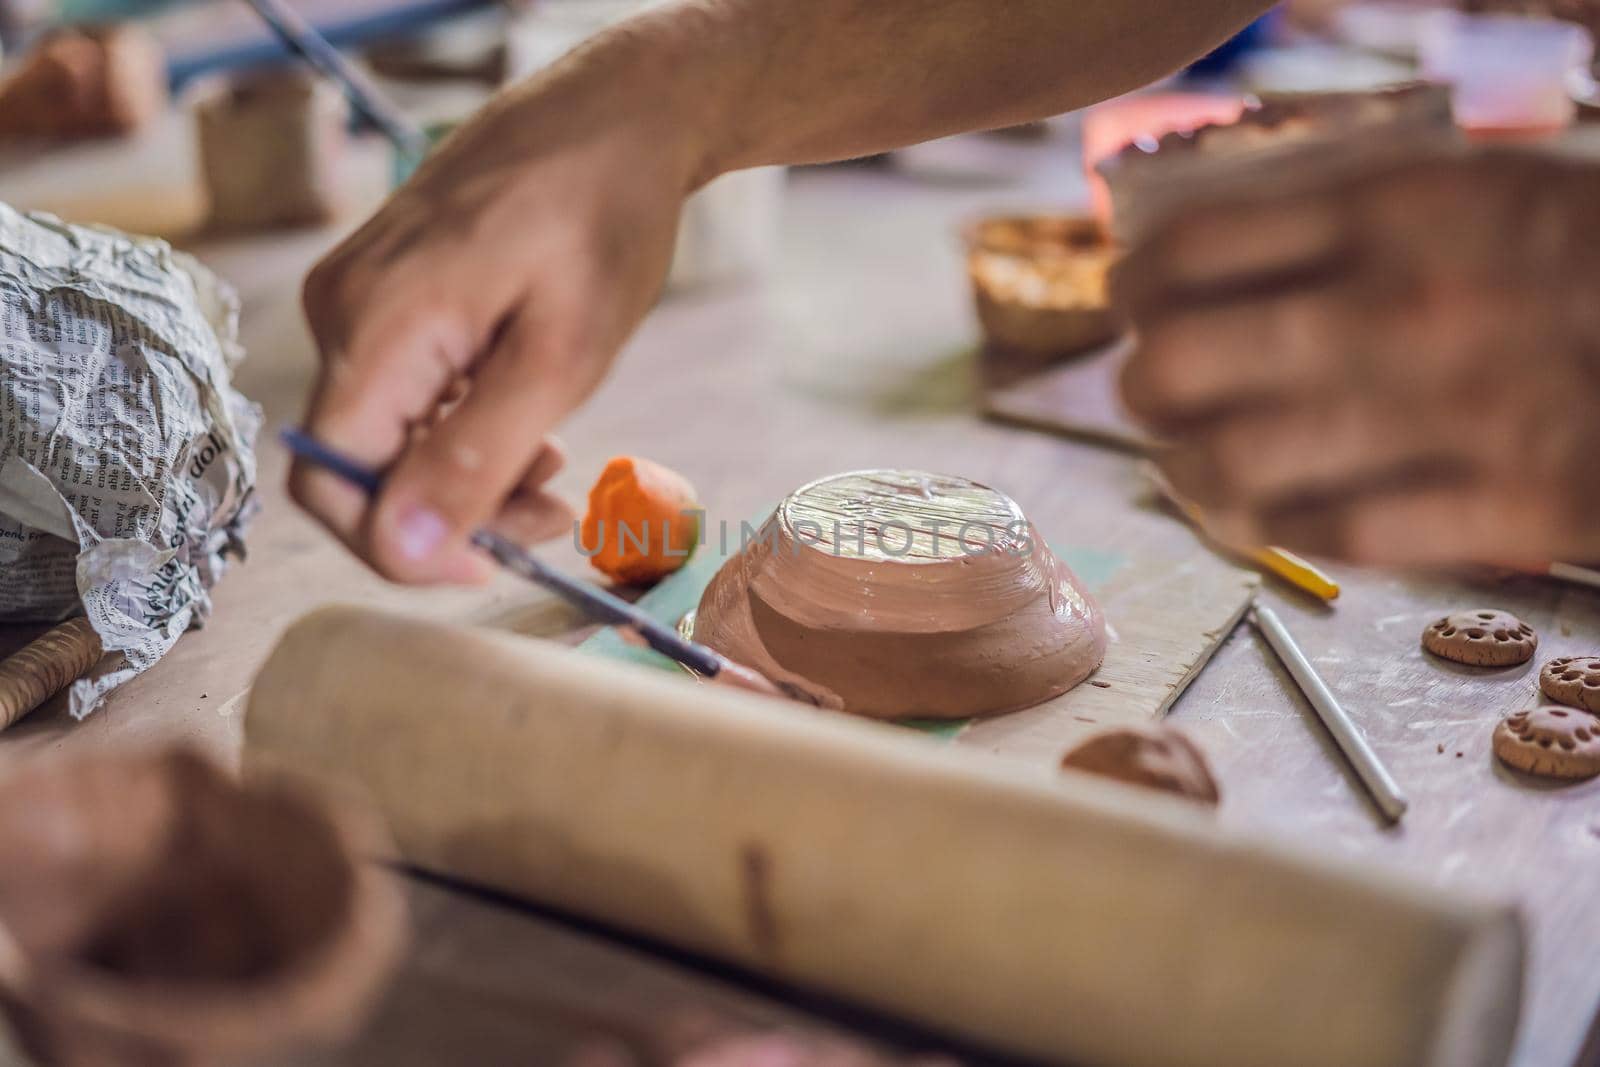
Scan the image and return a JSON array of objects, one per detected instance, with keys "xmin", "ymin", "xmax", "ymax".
[{"xmin": 0, "ymin": 748, "xmax": 405, "ymax": 1067}]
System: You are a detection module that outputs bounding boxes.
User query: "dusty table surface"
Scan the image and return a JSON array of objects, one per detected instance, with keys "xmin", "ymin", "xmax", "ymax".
[{"xmin": 1, "ymin": 115, "xmax": 1598, "ymax": 1067}]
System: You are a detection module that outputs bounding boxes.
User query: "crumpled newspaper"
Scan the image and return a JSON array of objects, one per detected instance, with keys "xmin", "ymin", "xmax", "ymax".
[{"xmin": 0, "ymin": 202, "xmax": 260, "ymax": 716}]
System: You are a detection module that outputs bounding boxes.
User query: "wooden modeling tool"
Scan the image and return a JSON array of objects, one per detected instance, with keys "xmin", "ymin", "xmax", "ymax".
[
  {"xmin": 1144, "ymin": 463, "xmax": 1340, "ymax": 602},
  {"xmin": 278, "ymin": 428, "xmax": 803, "ymax": 703},
  {"xmin": 1251, "ymin": 603, "xmax": 1408, "ymax": 822}
]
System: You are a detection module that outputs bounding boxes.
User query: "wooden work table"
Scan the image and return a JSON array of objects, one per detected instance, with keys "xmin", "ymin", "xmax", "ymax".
[{"xmin": 1, "ymin": 116, "xmax": 1598, "ymax": 1067}]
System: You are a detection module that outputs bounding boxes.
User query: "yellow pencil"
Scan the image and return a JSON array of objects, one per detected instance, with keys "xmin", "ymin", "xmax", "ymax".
[
  {"xmin": 1243, "ymin": 544, "xmax": 1341, "ymax": 601},
  {"xmin": 1144, "ymin": 464, "xmax": 1341, "ymax": 602}
]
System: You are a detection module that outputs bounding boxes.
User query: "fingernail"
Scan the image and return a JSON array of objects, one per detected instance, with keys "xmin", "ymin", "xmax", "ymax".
[{"xmin": 393, "ymin": 504, "xmax": 448, "ymax": 562}]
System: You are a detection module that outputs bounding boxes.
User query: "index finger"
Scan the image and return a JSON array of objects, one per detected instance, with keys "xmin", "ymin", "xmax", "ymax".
[{"xmin": 290, "ymin": 304, "xmax": 475, "ymax": 554}]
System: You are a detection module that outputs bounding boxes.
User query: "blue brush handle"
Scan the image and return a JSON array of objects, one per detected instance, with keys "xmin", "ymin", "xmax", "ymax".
[
  {"xmin": 279, "ymin": 427, "xmax": 384, "ymax": 495},
  {"xmin": 279, "ymin": 427, "xmax": 724, "ymax": 678},
  {"xmin": 239, "ymin": 0, "xmax": 432, "ymax": 163}
]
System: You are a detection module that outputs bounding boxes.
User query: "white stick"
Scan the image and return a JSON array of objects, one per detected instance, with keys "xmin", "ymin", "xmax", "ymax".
[
  {"xmin": 1251, "ymin": 603, "xmax": 1408, "ymax": 823},
  {"xmin": 1549, "ymin": 561, "xmax": 1600, "ymax": 591}
]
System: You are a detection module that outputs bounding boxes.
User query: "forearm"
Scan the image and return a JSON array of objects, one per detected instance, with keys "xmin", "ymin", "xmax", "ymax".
[
  {"xmin": 585, "ymin": 0, "xmax": 1273, "ymax": 183},
  {"xmin": 296, "ymin": 0, "xmax": 1280, "ymax": 580}
]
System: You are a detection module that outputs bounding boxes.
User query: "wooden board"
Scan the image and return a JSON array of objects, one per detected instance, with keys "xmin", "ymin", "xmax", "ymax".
[
  {"xmin": 982, "ymin": 337, "xmax": 1154, "ymax": 452},
  {"xmin": 579, "ymin": 511, "xmax": 1259, "ymax": 761}
]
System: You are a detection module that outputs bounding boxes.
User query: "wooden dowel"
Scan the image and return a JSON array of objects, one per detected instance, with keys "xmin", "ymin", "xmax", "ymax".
[{"xmin": 0, "ymin": 618, "xmax": 103, "ymax": 731}]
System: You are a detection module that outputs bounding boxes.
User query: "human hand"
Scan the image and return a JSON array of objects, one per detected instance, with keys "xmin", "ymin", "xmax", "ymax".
[
  {"xmin": 292, "ymin": 24, "xmax": 711, "ymax": 582},
  {"xmin": 1117, "ymin": 150, "xmax": 1600, "ymax": 567}
]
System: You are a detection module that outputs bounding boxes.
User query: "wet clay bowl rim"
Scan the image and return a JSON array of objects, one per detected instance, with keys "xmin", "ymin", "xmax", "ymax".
[{"xmin": 0, "ymin": 748, "xmax": 406, "ymax": 1064}]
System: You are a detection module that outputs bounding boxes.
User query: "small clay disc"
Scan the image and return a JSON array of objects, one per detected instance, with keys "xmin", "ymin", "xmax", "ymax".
[
  {"xmin": 1421, "ymin": 610, "xmax": 1537, "ymax": 667},
  {"xmin": 1492, "ymin": 706, "xmax": 1600, "ymax": 780},
  {"xmin": 1538, "ymin": 656, "xmax": 1600, "ymax": 715},
  {"xmin": 1060, "ymin": 726, "xmax": 1220, "ymax": 806}
]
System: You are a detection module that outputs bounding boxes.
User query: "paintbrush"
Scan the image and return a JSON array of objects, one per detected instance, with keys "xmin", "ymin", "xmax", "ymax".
[
  {"xmin": 279, "ymin": 428, "xmax": 811, "ymax": 704},
  {"xmin": 239, "ymin": 0, "xmax": 431, "ymax": 166}
]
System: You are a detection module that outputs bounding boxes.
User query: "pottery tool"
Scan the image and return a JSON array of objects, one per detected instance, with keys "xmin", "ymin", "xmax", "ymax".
[
  {"xmin": 1145, "ymin": 463, "xmax": 1340, "ymax": 602},
  {"xmin": 238, "ymin": 0, "xmax": 430, "ymax": 166},
  {"xmin": 1251, "ymin": 602, "xmax": 1408, "ymax": 823},
  {"xmin": 245, "ymin": 605, "xmax": 1522, "ymax": 1067},
  {"xmin": 278, "ymin": 428, "xmax": 797, "ymax": 701}
]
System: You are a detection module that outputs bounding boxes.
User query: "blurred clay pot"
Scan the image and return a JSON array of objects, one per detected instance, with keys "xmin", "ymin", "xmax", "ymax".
[
  {"xmin": 965, "ymin": 214, "xmax": 1121, "ymax": 366},
  {"xmin": 193, "ymin": 67, "xmax": 351, "ymax": 230},
  {"xmin": 0, "ymin": 24, "xmax": 168, "ymax": 140},
  {"xmin": 0, "ymin": 748, "xmax": 405, "ymax": 1067}
]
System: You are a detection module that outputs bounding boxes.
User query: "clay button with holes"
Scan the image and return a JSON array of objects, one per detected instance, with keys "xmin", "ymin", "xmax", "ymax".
[
  {"xmin": 1539, "ymin": 656, "xmax": 1600, "ymax": 714},
  {"xmin": 1421, "ymin": 610, "xmax": 1537, "ymax": 667},
  {"xmin": 1493, "ymin": 706, "xmax": 1600, "ymax": 779}
]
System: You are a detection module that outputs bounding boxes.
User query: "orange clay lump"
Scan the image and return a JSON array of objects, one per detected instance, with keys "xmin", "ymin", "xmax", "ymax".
[{"xmin": 580, "ymin": 457, "xmax": 701, "ymax": 584}]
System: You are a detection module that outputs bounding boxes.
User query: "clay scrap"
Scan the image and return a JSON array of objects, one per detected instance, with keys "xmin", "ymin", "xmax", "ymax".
[
  {"xmin": 1060, "ymin": 726, "xmax": 1221, "ymax": 806},
  {"xmin": 581, "ymin": 455, "xmax": 701, "ymax": 584}
]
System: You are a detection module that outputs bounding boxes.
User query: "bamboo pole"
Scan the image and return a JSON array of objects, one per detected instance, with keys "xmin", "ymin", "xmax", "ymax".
[{"xmin": 0, "ymin": 618, "xmax": 102, "ymax": 731}]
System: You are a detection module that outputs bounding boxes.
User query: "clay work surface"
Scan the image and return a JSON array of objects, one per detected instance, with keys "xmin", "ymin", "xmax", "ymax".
[{"xmin": 0, "ymin": 119, "xmax": 1597, "ymax": 1065}]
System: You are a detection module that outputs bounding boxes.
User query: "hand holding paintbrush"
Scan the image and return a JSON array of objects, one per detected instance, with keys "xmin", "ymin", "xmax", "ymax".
[{"xmin": 279, "ymin": 429, "xmax": 814, "ymax": 706}]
